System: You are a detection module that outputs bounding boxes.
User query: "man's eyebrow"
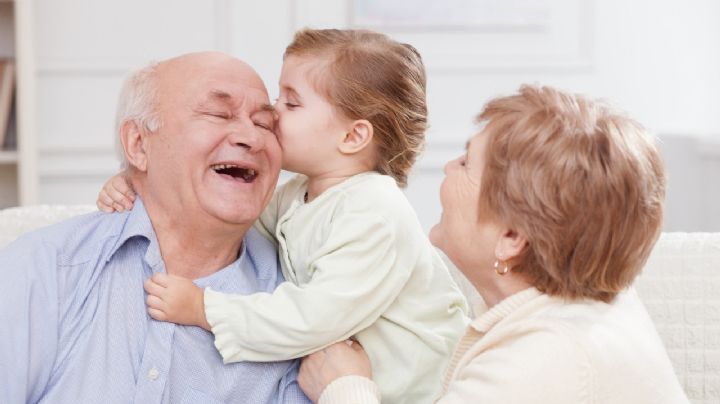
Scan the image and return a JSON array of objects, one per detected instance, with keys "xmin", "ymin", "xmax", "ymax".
[
  {"xmin": 204, "ymin": 90, "xmax": 275, "ymax": 114},
  {"xmin": 207, "ymin": 90, "xmax": 233, "ymax": 103},
  {"xmin": 258, "ymin": 103, "xmax": 275, "ymax": 113}
]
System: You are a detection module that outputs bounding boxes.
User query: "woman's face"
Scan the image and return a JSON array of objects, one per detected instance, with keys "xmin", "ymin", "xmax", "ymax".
[{"xmin": 430, "ymin": 131, "xmax": 502, "ymax": 272}]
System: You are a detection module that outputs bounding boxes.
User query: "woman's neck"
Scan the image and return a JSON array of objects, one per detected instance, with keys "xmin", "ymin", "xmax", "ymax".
[{"xmin": 468, "ymin": 270, "xmax": 534, "ymax": 309}]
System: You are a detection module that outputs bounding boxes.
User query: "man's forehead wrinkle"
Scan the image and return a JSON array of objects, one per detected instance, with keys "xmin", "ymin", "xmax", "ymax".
[{"xmin": 199, "ymin": 90, "xmax": 276, "ymax": 117}]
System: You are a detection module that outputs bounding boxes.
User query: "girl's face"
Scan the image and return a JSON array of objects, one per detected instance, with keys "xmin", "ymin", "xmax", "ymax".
[{"xmin": 274, "ymin": 55, "xmax": 351, "ymax": 176}]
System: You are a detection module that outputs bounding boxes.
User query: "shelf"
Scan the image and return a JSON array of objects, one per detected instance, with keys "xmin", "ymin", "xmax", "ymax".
[{"xmin": 0, "ymin": 150, "xmax": 18, "ymax": 164}]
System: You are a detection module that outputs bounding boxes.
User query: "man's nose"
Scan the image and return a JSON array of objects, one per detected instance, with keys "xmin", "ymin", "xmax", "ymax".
[{"xmin": 227, "ymin": 121, "xmax": 264, "ymax": 151}]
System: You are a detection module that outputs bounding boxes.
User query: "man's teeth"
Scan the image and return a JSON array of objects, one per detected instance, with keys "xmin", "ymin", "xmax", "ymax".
[
  {"xmin": 211, "ymin": 164, "xmax": 256, "ymax": 179},
  {"xmin": 212, "ymin": 164, "xmax": 255, "ymax": 173}
]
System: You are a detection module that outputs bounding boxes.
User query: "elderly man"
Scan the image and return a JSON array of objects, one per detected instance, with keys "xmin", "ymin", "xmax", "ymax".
[{"xmin": 0, "ymin": 52, "xmax": 309, "ymax": 403}]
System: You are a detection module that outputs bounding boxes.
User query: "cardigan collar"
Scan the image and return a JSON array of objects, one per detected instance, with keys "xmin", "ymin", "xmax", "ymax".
[{"xmin": 470, "ymin": 287, "xmax": 542, "ymax": 333}]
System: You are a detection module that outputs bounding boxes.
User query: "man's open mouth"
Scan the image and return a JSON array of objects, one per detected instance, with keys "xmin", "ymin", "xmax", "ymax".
[{"xmin": 211, "ymin": 163, "xmax": 258, "ymax": 183}]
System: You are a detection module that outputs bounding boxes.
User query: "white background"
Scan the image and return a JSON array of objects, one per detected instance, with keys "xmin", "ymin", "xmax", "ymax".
[{"xmin": 1, "ymin": 0, "xmax": 718, "ymax": 231}]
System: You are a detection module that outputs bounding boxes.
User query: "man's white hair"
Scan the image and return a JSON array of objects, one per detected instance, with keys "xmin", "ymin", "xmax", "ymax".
[{"xmin": 115, "ymin": 61, "xmax": 162, "ymax": 168}]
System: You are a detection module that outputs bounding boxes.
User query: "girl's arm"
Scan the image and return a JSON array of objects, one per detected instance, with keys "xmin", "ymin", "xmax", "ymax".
[{"xmin": 205, "ymin": 211, "xmax": 413, "ymax": 363}]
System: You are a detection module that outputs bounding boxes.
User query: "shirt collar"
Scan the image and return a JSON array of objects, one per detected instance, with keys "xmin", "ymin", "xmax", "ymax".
[
  {"xmin": 105, "ymin": 197, "xmax": 162, "ymax": 268},
  {"xmin": 470, "ymin": 287, "xmax": 543, "ymax": 333}
]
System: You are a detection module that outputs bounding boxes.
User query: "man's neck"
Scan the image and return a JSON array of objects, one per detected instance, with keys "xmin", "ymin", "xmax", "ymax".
[{"xmin": 141, "ymin": 195, "xmax": 248, "ymax": 280}]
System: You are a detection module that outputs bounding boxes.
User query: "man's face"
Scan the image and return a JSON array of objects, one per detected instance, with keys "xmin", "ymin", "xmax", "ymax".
[{"xmin": 145, "ymin": 53, "xmax": 281, "ymax": 227}]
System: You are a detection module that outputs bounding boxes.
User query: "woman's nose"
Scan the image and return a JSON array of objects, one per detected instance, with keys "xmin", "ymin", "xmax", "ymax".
[{"xmin": 444, "ymin": 158, "xmax": 457, "ymax": 175}]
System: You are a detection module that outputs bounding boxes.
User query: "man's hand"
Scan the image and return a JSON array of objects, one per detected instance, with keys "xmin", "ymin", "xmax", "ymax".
[
  {"xmin": 143, "ymin": 273, "xmax": 211, "ymax": 331},
  {"xmin": 298, "ymin": 340, "xmax": 373, "ymax": 403}
]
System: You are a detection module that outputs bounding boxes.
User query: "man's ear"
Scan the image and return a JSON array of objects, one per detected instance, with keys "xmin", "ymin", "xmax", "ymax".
[
  {"xmin": 120, "ymin": 120, "xmax": 149, "ymax": 172},
  {"xmin": 495, "ymin": 228, "xmax": 528, "ymax": 262},
  {"xmin": 338, "ymin": 119, "xmax": 374, "ymax": 155}
]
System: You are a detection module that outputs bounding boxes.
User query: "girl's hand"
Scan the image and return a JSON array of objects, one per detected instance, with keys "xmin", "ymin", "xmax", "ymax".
[
  {"xmin": 97, "ymin": 173, "xmax": 136, "ymax": 212},
  {"xmin": 143, "ymin": 273, "xmax": 211, "ymax": 331}
]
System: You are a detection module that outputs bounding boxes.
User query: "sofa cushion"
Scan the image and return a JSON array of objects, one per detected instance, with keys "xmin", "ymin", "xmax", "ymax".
[{"xmin": 0, "ymin": 205, "xmax": 97, "ymax": 248}]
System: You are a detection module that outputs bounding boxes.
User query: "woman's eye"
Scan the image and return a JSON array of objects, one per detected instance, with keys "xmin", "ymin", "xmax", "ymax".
[{"xmin": 285, "ymin": 102, "xmax": 299, "ymax": 109}]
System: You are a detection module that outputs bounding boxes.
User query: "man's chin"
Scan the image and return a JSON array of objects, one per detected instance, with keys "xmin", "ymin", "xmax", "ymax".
[{"xmin": 200, "ymin": 199, "xmax": 261, "ymax": 226}]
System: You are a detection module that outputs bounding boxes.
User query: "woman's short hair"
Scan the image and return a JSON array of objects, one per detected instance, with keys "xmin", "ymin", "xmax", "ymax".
[{"xmin": 478, "ymin": 85, "xmax": 666, "ymax": 302}]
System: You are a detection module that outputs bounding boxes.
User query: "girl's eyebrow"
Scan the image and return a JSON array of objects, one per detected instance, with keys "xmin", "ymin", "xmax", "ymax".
[{"xmin": 281, "ymin": 86, "xmax": 301, "ymax": 100}]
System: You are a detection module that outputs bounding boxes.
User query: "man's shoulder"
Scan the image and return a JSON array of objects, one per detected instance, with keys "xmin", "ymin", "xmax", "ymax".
[{"xmin": 2, "ymin": 211, "xmax": 130, "ymax": 265}]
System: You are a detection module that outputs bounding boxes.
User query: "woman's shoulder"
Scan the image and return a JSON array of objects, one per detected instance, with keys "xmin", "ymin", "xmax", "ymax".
[{"xmin": 481, "ymin": 290, "xmax": 686, "ymax": 402}]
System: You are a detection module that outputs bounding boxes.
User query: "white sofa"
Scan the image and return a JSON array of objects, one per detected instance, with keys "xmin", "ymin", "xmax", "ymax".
[{"xmin": 1, "ymin": 206, "xmax": 719, "ymax": 403}]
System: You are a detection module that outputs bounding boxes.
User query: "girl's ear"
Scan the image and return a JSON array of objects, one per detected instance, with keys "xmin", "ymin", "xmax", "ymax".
[
  {"xmin": 120, "ymin": 121, "xmax": 149, "ymax": 172},
  {"xmin": 338, "ymin": 119, "xmax": 374, "ymax": 155}
]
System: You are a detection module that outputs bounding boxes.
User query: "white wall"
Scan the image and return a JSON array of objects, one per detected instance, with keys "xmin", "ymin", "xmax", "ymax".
[{"xmin": 25, "ymin": 0, "xmax": 720, "ymax": 231}]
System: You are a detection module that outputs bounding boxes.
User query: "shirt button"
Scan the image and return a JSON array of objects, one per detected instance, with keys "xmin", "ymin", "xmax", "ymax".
[{"xmin": 148, "ymin": 367, "xmax": 160, "ymax": 381}]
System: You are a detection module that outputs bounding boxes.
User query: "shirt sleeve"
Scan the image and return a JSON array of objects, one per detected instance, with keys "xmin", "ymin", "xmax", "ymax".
[
  {"xmin": 318, "ymin": 376, "xmax": 381, "ymax": 404},
  {"xmin": 313, "ymin": 329, "xmax": 589, "ymax": 404},
  {"xmin": 205, "ymin": 211, "xmax": 413, "ymax": 362},
  {"xmin": 253, "ymin": 176, "xmax": 302, "ymax": 245},
  {"xmin": 254, "ymin": 191, "xmax": 281, "ymax": 245},
  {"xmin": 0, "ymin": 235, "xmax": 60, "ymax": 404}
]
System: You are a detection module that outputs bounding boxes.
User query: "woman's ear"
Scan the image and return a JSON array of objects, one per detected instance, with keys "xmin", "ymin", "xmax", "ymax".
[
  {"xmin": 338, "ymin": 119, "xmax": 374, "ymax": 155},
  {"xmin": 495, "ymin": 228, "xmax": 528, "ymax": 262},
  {"xmin": 120, "ymin": 121, "xmax": 149, "ymax": 172}
]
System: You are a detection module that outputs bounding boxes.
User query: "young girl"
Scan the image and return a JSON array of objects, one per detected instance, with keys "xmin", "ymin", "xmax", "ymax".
[{"xmin": 98, "ymin": 29, "xmax": 468, "ymax": 404}]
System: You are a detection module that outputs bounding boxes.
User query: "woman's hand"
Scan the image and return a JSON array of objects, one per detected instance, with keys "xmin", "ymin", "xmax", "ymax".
[
  {"xmin": 96, "ymin": 173, "xmax": 136, "ymax": 212},
  {"xmin": 298, "ymin": 340, "xmax": 373, "ymax": 403}
]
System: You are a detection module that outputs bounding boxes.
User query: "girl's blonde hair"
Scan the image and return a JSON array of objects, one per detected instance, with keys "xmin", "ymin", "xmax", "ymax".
[{"xmin": 285, "ymin": 28, "xmax": 427, "ymax": 187}]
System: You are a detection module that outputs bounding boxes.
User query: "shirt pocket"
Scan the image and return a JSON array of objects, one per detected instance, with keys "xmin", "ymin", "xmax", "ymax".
[{"xmin": 181, "ymin": 388, "xmax": 226, "ymax": 404}]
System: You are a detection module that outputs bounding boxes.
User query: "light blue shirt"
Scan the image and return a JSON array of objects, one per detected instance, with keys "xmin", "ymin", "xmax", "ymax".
[{"xmin": 0, "ymin": 199, "xmax": 310, "ymax": 404}]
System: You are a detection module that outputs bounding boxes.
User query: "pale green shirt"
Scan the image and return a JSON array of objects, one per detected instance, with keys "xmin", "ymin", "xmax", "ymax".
[{"xmin": 204, "ymin": 172, "xmax": 469, "ymax": 404}]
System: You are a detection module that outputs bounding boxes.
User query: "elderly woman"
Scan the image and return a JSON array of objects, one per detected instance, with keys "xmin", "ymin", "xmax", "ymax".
[{"xmin": 298, "ymin": 85, "xmax": 689, "ymax": 403}]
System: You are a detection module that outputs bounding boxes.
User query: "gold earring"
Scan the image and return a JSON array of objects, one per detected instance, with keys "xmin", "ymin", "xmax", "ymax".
[{"xmin": 494, "ymin": 259, "xmax": 510, "ymax": 276}]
